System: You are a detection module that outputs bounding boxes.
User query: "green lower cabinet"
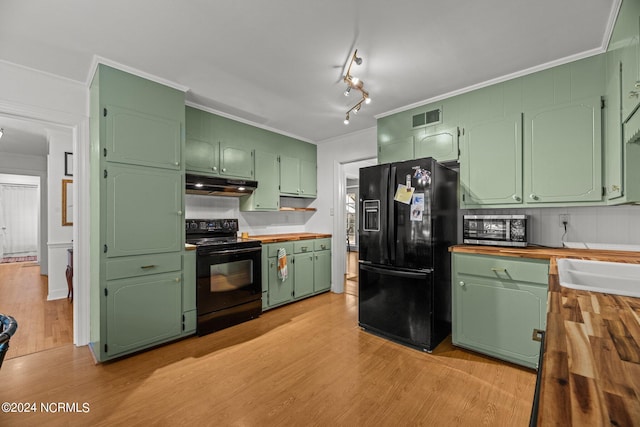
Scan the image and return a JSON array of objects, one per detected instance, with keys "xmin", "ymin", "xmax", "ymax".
[
  {"xmin": 263, "ymin": 239, "xmax": 332, "ymax": 310},
  {"xmin": 293, "ymin": 252, "xmax": 314, "ymax": 299},
  {"xmin": 313, "ymin": 250, "xmax": 331, "ymax": 292},
  {"xmin": 452, "ymin": 253, "xmax": 549, "ymax": 369},
  {"xmin": 104, "ymin": 271, "xmax": 183, "ymax": 359}
]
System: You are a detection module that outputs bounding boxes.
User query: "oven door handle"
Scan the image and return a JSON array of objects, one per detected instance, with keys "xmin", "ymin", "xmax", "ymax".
[{"xmin": 200, "ymin": 246, "xmax": 262, "ymax": 256}]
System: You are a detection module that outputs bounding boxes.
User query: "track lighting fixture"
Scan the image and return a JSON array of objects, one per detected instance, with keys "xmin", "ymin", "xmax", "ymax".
[{"xmin": 341, "ymin": 49, "xmax": 371, "ymax": 124}]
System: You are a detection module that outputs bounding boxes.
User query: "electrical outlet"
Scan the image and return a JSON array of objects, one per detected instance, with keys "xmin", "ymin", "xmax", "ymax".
[{"xmin": 559, "ymin": 214, "xmax": 570, "ymax": 227}]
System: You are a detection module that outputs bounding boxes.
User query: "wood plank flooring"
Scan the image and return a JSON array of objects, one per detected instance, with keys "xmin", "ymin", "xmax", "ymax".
[
  {"xmin": 345, "ymin": 251, "xmax": 358, "ymax": 296},
  {"xmin": 1, "ymin": 290, "xmax": 536, "ymax": 426},
  {"xmin": 0, "ymin": 261, "xmax": 73, "ymax": 359}
]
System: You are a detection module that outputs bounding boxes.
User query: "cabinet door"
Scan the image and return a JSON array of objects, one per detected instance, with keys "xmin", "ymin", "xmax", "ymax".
[
  {"xmin": 299, "ymin": 159, "xmax": 317, "ymax": 197},
  {"xmin": 524, "ymin": 97, "xmax": 602, "ymax": 203},
  {"xmin": 605, "ymin": 53, "xmax": 624, "ymax": 201},
  {"xmin": 185, "ymin": 138, "xmax": 219, "ymax": 175},
  {"xmin": 620, "ymin": 19, "xmax": 640, "ymax": 121},
  {"xmin": 313, "ymin": 250, "xmax": 331, "ymax": 292},
  {"xmin": 219, "ymin": 142, "xmax": 253, "ymax": 179},
  {"xmin": 461, "ymin": 115, "xmax": 523, "ymax": 206},
  {"xmin": 105, "ymin": 164, "xmax": 183, "ymax": 257},
  {"xmin": 378, "ymin": 137, "xmax": 414, "ymax": 163},
  {"xmin": 293, "ymin": 254, "xmax": 314, "ymax": 299},
  {"xmin": 452, "ymin": 273, "xmax": 547, "ymax": 369},
  {"xmin": 267, "ymin": 255, "xmax": 294, "ymax": 306},
  {"xmin": 251, "ymin": 151, "xmax": 280, "ymax": 210},
  {"xmin": 105, "ymin": 272, "xmax": 182, "ymax": 357},
  {"xmin": 415, "ymin": 127, "xmax": 459, "ymax": 162},
  {"xmin": 105, "ymin": 105, "xmax": 181, "ymax": 170},
  {"xmin": 279, "ymin": 155, "xmax": 301, "ymax": 195}
]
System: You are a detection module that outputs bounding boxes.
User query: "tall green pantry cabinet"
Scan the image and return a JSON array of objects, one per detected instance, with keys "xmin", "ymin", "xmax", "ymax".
[{"xmin": 89, "ymin": 65, "xmax": 188, "ymax": 362}]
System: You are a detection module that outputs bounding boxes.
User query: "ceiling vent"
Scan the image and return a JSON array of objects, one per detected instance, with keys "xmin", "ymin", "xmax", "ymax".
[{"xmin": 412, "ymin": 107, "xmax": 442, "ymax": 128}]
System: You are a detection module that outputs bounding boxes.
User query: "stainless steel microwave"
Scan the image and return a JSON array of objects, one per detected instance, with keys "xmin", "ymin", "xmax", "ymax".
[{"xmin": 463, "ymin": 215, "xmax": 528, "ymax": 247}]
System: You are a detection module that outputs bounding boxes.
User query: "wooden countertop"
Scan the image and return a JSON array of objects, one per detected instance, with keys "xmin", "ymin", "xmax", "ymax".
[
  {"xmin": 450, "ymin": 245, "xmax": 640, "ymax": 425},
  {"xmin": 248, "ymin": 233, "xmax": 332, "ymax": 244}
]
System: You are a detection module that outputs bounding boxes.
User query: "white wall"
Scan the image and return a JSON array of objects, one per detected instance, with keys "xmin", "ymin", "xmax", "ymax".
[
  {"xmin": 0, "ymin": 60, "xmax": 90, "ymax": 345},
  {"xmin": 312, "ymin": 127, "xmax": 378, "ymax": 292},
  {"xmin": 46, "ymin": 129, "xmax": 74, "ymax": 300},
  {"xmin": 185, "ymin": 194, "xmax": 310, "ymax": 235},
  {"xmin": 0, "ymin": 154, "xmax": 48, "ymax": 272},
  {"xmin": 465, "ymin": 205, "xmax": 640, "ymax": 248}
]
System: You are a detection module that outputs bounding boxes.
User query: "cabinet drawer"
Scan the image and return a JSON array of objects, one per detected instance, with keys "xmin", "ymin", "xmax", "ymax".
[
  {"xmin": 454, "ymin": 253, "xmax": 548, "ymax": 284},
  {"xmin": 106, "ymin": 253, "xmax": 182, "ymax": 280},
  {"xmin": 266, "ymin": 242, "xmax": 294, "ymax": 258},
  {"xmin": 294, "ymin": 241, "xmax": 314, "ymax": 254},
  {"xmin": 314, "ymin": 238, "xmax": 331, "ymax": 251}
]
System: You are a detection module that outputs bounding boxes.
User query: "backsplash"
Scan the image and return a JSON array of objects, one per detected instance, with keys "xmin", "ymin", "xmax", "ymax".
[
  {"xmin": 185, "ymin": 194, "xmax": 312, "ymax": 235},
  {"xmin": 464, "ymin": 205, "xmax": 640, "ymax": 248}
]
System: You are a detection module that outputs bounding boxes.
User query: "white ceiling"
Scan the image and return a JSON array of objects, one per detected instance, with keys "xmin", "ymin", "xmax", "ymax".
[
  {"xmin": 0, "ymin": 0, "xmax": 619, "ymax": 145},
  {"xmin": 0, "ymin": 116, "xmax": 48, "ymax": 157}
]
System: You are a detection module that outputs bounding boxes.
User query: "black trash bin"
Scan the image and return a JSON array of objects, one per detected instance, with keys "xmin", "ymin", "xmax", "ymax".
[{"xmin": 0, "ymin": 314, "xmax": 18, "ymax": 369}]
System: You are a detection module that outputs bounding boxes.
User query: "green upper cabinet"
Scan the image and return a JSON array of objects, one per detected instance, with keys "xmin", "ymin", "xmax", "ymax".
[
  {"xmin": 461, "ymin": 115, "xmax": 523, "ymax": 207},
  {"xmin": 279, "ymin": 155, "xmax": 317, "ymax": 197},
  {"xmin": 299, "ymin": 159, "xmax": 317, "ymax": 197},
  {"xmin": 219, "ymin": 142, "xmax": 254, "ymax": 179},
  {"xmin": 240, "ymin": 150, "xmax": 279, "ymax": 211},
  {"xmin": 414, "ymin": 127, "xmax": 459, "ymax": 162},
  {"xmin": 377, "ymin": 98, "xmax": 463, "ymax": 163},
  {"xmin": 186, "ymin": 106, "xmax": 316, "ymax": 199},
  {"xmin": 524, "ymin": 97, "xmax": 602, "ymax": 203},
  {"xmin": 614, "ymin": 0, "xmax": 640, "ymax": 121},
  {"xmin": 105, "ymin": 105, "xmax": 181, "ymax": 170},
  {"xmin": 378, "ymin": 136, "xmax": 414, "ymax": 163},
  {"xmin": 185, "ymin": 138, "xmax": 219, "ymax": 175},
  {"xmin": 105, "ymin": 163, "xmax": 183, "ymax": 257}
]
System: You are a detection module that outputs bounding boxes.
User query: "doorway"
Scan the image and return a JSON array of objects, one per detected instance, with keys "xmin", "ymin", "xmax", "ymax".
[
  {"xmin": 0, "ymin": 174, "xmax": 40, "ymax": 263},
  {"xmin": 342, "ymin": 158, "xmax": 376, "ymax": 296}
]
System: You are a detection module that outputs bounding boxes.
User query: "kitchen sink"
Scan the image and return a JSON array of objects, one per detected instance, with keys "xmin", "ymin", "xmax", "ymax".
[{"xmin": 557, "ymin": 258, "xmax": 640, "ymax": 298}]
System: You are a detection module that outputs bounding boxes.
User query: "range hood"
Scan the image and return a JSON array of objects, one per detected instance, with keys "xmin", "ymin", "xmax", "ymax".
[{"xmin": 185, "ymin": 173, "xmax": 258, "ymax": 197}]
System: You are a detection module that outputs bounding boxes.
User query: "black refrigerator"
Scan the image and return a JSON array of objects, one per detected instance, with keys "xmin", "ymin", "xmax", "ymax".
[{"xmin": 358, "ymin": 157, "xmax": 458, "ymax": 352}]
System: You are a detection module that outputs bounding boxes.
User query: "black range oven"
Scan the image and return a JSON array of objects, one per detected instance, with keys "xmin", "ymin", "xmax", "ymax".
[{"xmin": 186, "ymin": 218, "xmax": 262, "ymax": 336}]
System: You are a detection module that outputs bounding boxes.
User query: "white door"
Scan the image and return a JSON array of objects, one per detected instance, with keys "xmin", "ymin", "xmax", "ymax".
[{"xmin": 0, "ymin": 184, "xmax": 39, "ymax": 258}]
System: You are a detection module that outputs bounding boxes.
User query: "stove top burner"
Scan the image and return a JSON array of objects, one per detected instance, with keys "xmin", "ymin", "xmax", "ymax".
[{"xmin": 185, "ymin": 218, "xmax": 261, "ymax": 253}]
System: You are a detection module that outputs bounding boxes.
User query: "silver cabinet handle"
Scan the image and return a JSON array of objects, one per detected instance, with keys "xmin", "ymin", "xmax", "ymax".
[
  {"xmin": 140, "ymin": 265, "xmax": 156, "ymax": 269},
  {"xmin": 174, "ymin": 162, "xmax": 179, "ymax": 166},
  {"xmin": 636, "ymin": 81, "xmax": 640, "ymax": 89},
  {"xmin": 458, "ymin": 281, "xmax": 465, "ymax": 287},
  {"xmin": 512, "ymin": 195, "xmax": 521, "ymax": 202},
  {"xmin": 491, "ymin": 267, "xmax": 507, "ymax": 273},
  {"xmin": 213, "ymin": 166, "xmax": 218, "ymax": 171},
  {"xmin": 222, "ymin": 168, "xmax": 227, "ymax": 172},
  {"xmin": 175, "ymin": 277, "xmax": 181, "ymax": 282},
  {"xmin": 529, "ymin": 194, "xmax": 539, "ymax": 200},
  {"xmin": 177, "ymin": 210, "xmax": 183, "ymax": 215}
]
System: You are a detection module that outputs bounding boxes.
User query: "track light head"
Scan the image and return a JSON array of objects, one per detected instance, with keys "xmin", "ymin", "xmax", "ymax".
[
  {"xmin": 344, "ymin": 86, "xmax": 351, "ymax": 96},
  {"xmin": 344, "ymin": 113, "xmax": 350, "ymax": 125},
  {"xmin": 354, "ymin": 56, "xmax": 362, "ymax": 65}
]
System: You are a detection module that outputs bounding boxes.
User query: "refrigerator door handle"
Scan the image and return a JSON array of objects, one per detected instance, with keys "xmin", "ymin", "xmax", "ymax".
[
  {"xmin": 388, "ymin": 165, "xmax": 397, "ymax": 264},
  {"xmin": 360, "ymin": 263, "xmax": 431, "ymax": 279}
]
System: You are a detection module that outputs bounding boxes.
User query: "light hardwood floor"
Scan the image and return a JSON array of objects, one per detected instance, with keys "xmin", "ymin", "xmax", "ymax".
[
  {"xmin": 1, "ymin": 289, "xmax": 535, "ymax": 426},
  {"xmin": 0, "ymin": 261, "xmax": 73, "ymax": 359},
  {"xmin": 345, "ymin": 251, "xmax": 358, "ymax": 296}
]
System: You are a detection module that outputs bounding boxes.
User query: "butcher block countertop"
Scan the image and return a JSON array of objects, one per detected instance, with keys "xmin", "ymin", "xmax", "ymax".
[
  {"xmin": 450, "ymin": 245, "xmax": 640, "ymax": 426},
  {"xmin": 248, "ymin": 233, "xmax": 331, "ymax": 244}
]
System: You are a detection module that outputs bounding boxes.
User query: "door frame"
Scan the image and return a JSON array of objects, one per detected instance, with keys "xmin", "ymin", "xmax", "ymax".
[{"xmin": 0, "ymin": 100, "xmax": 90, "ymax": 346}]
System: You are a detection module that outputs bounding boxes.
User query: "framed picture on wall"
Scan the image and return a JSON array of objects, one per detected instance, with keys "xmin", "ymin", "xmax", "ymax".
[
  {"xmin": 62, "ymin": 179, "xmax": 73, "ymax": 226},
  {"xmin": 65, "ymin": 152, "xmax": 73, "ymax": 177}
]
